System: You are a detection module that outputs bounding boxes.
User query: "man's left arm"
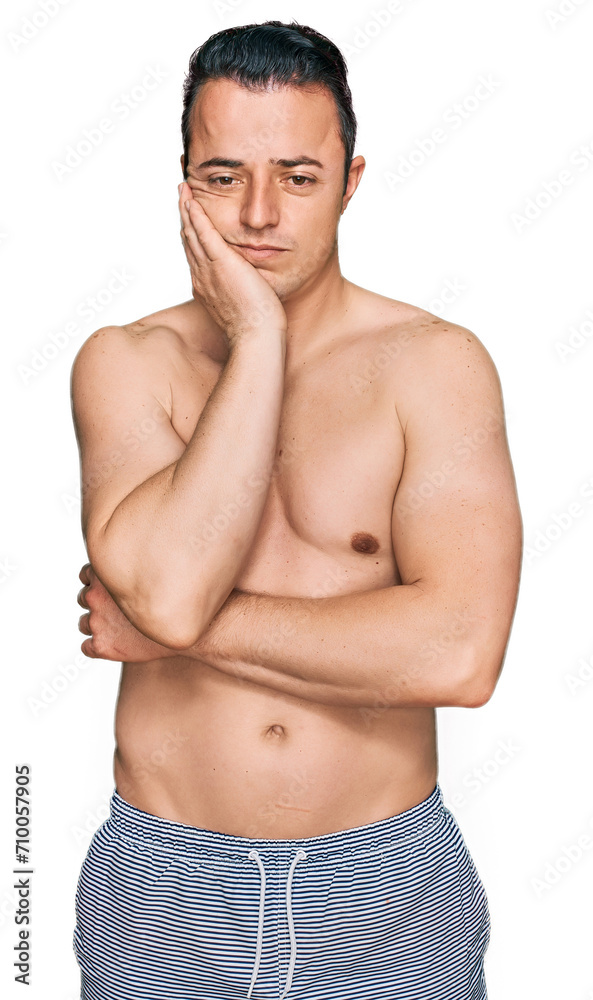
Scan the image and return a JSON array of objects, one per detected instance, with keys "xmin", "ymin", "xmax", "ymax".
[
  {"xmin": 191, "ymin": 325, "xmax": 523, "ymax": 709},
  {"xmin": 80, "ymin": 325, "xmax": 523, "ymax": 710}
]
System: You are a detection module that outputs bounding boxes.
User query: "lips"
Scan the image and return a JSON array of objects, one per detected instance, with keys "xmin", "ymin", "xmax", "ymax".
[{"xmin": 234, "ymin": 245, "xmax": 287, "ymax": 259}]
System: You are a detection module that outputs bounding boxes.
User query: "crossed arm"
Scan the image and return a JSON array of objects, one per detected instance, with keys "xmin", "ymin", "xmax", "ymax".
[
  {"xmin": 77, "ymin": 325, "xmax": 523, "ymax": 711},
  {"xmin": 78, "ymin": 577, "xmax": 494, "ymax": 709}
]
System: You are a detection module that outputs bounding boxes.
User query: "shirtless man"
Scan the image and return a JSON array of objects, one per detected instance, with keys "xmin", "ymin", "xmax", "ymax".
[{"xmin": 71, "ymin": 20, "xmax": 522, "ymax": 1000}]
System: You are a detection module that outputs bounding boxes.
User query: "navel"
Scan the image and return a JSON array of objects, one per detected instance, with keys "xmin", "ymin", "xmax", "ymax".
[
  {"xmin": 265, "ymin": 724, "xmax": 286, "ymax": 737},
  {"xmin": 350, "ymin": 531, "xmax": 380, "ymax": 554}
]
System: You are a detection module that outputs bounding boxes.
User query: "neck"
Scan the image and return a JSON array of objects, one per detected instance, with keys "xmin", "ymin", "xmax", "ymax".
[
  {"xmin": 188, "ymin": 251, "xmax": 354, "ymax": 366},
  {"xmin": 281, "ymin": 254, "xmax": 353, "ymax": 367}
]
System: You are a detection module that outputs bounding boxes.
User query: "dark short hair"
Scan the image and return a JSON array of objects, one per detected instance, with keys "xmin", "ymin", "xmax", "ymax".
[{"xmin": 181, "ymin": 20, "xmax": 357, "ymax": 197}]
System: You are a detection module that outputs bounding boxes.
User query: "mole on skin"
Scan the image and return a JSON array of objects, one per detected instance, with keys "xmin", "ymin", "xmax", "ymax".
[{"xmin": 350, "ymin": 531, "xmax": 380, "ymax": 554}]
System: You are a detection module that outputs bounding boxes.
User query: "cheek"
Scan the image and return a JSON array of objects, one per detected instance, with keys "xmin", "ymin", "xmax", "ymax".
[
  {"xmin": 296, "ymin": 216, "xmax": 337, "ymax": 268},
  {"xmin": 189, "ymin": 188, "xmax": 235, "ymax": 227},
  {"xmin": 189, "ymin": 183, "xmax": 232, "ymax": 202}
]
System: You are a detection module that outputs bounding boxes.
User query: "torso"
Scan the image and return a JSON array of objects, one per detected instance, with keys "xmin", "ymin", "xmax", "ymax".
[{"xmin": 112, "ymin": 283, "xmax": 440, "ymax": 837}]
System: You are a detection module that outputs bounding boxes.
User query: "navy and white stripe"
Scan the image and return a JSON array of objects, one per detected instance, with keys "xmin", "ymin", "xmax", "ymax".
[{"xmin": 73, "ymin": 782, "xmax": 490, "ymax": 998}]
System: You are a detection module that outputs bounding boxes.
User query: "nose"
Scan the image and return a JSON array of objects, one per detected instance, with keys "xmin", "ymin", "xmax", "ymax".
[{"xmin": 239, "ymin": 172, "xmax": 280, "ymax": 233}]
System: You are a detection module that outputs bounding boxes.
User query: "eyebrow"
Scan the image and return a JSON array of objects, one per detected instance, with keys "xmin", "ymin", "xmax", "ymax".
[{"xmin": 195, "ymin": 155, "xmax": 325, "ymax": 170}]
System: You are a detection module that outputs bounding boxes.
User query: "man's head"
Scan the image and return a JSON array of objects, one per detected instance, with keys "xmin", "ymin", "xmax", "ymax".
[
  {"xmin": 179, "ymin": 21, "xmax": 365, "ymax": 304},
  {"xmin": 181, "ymin": 20, "xmax": 357, "ymax": 198}
]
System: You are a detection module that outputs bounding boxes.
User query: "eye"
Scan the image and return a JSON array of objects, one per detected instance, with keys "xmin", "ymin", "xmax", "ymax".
[
  {"xmin": 289, "ymin": 175, "xmax": 315, "ymax": 186},
  {"xmin": 206, "ymin": 174, "xmax": 316, "ymax": 188}
]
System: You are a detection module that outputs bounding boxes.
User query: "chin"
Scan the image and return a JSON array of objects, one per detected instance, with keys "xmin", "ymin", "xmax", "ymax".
[
  {"xmin": 264, "ymin": 275, "xmax": 289, "ymax": 300},
  {"xmin": 258, "ymin": 269, "xmax": 281, "ymax": 288}
]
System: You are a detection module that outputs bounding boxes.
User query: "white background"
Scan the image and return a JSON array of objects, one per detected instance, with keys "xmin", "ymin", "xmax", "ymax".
[{"xmin": 2, "ymin": 0, "xmax": 593, "ymax": 997}]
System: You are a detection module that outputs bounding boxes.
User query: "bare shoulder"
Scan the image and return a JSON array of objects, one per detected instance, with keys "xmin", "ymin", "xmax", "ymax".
[
  {"xmin": 359, "ymin": 287, "xmax": 496, "ymax": 368},
  {"xmin": 371, "ymin": 294, "xmax": 500, "ymax": 412},
  {"xmin": 70, "ymin": 322, "xmax": 171, "ymax": 421},
  {"xmin": 70, "ymin": 300, "xmax": 218, "ymax": 410},
  {"xmin": 394, "ymin": 305, "xmax": 502, "ymax": 412},
  {"xmin": 348, "ymin": 285, "xmax": 504, "ymax": 433},
  {"xmin": 71, "ymin": 300, "xmax": 199, "ymax": 364},
  {"xmin": 399, "ymin": 306, "xmax": 498, "ymax": 377},
  {"xmin": 122, "ymin": 299, "xmax": 219, "ymax": 352}
]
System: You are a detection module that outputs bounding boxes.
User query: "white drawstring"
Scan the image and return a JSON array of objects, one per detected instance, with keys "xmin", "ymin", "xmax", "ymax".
[
  {"xmin": 246, "ymin": 850, "xmax": 266, "ymax": 998},
  {"xmin": 247, "ymin": 847, "xmax": 308, "ymax": 999},
  {"xmin": 279, "ymin": 849, "xmax": 308, "ymax": 999}
]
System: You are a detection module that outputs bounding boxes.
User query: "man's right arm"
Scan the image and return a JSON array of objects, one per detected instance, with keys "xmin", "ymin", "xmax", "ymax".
[
  {"xmin": 71, "ymin": 323, "xmax": 285, "ymax": 650},
  {"xmin": 73, "ymin": 187, "xmax": 290, "ymax": 649}
]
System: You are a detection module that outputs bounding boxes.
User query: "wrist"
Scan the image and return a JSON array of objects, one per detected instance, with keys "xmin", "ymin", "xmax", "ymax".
[{"xmin": 227, "ymin": 326, "xmax": 287, "ymax": 350}]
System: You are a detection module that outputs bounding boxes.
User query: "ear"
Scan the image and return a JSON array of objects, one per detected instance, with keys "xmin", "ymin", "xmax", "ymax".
[
  {"xmin": 341, "ymin": 155, "xmax": 366, "ymax": 214},
  {"xmin": 180, "ymin": 153, "xmax": 185, "ymax": 175}
]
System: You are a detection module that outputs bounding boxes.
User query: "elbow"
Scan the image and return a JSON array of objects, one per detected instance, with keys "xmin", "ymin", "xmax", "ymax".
[
  {"xmin": 97, "ymin": 580, "xmax": 206, "ymax": 652},
  {"xmin": 454, "ymin": 647, "xmax": 498, "ymax": 708},
  {"xmin": 460, "ymin": 682, "xmax": 495, "ymax": 709},
  {"xmin": 156, "ymin": 623, "xmax": 203, "ymax": 651},
  {"xmin": 87, "ymin": 539, "xmax": 207, "ymax": 650},
  {"xmin": 151, "ymin": 582, "xmax": 234, "ymax": 650},
  {"xmin": 141, "ymin": 596, "xmax": 208, "ymax": 651},
  {"xmin": 154, "ymin": 630, "xmax": 200, "ymax": 652},
  {"xmin": 122, "ymin": 609, "xmax": 204, "ymax": 652}
]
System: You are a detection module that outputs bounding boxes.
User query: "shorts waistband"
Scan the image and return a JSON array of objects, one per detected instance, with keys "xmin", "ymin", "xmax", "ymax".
[{"xmin": 106, "ymin": 782, "xmax": 446, "ymax": 865}]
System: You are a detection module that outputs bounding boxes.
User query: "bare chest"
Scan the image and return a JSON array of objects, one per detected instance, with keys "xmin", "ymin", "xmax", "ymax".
[{"xmin": 170, "ymin": 340, "xmax": 406, "ymax": 595}]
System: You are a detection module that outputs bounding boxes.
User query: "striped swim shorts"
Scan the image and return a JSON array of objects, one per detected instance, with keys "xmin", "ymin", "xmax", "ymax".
[{"xmin": 73, "ymin": 781, "xmax": 490, "ymax": 999}]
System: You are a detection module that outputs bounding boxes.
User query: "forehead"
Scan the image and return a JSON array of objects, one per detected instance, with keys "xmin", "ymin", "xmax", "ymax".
[{"xmin": 188, "ymin": 78, "xmax": 342, "ymax": 164}]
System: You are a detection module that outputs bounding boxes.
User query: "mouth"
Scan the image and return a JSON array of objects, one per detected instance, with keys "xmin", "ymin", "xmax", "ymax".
[{"xmin": 233, "ymin": 244, "xmax": 288, "ymax": 259}]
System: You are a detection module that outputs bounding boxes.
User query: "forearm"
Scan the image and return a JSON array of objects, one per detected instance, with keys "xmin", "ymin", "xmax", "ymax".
[
  {"xmin": 90, "ymin": 330, "xmax": 286, "ymax": 647},
  {"xmin": 188, "ymin": 585, "xmax": 482, "ymax": 709}
]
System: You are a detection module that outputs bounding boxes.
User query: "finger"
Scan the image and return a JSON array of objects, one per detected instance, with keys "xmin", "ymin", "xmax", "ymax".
[
  {"xmin": 180, "ymin": 188, "xmax": 227, "ymax": 264},
  {"xmin": 77, "ymin": 586, "xmax": 89, "ymax": 610},
  {"xmin": 179, "ymin": 188, "xmax": 209, "ymax": 262},
  {"xmin": 179, "ymin": 181, "xmax": 196, "ymax": 233},
  {"xmin": 186, "ymin": 198, "xmax": 230, "ymax": 263},
  {"xmin": 78, "ymin": 612, "xmax": 92, "ymax": 636},
  {"xmin": 79, "ymin": 563, "xmax": 91, "ymax": 584},
  {"xmin": 81, "ymin": 637, "xmax": 99, "ymax": 658},
  {"xmin": 179, "ymin": 180, "xmax": 204, "ymax": 224},
  {"xmin": 179, "ymin": 202, "xmax": 207, "ymax": 270}
]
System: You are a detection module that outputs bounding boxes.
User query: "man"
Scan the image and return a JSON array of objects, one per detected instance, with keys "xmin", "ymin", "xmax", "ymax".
[{"xmin": 71, "ymin": 19, "xmax": 522, "ymax": 1000}]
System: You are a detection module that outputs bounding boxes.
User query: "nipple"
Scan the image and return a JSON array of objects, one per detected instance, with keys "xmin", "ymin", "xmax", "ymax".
[{"xmin": 350, "ymin": 531, "xmax": 380, "ymax": 554}]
